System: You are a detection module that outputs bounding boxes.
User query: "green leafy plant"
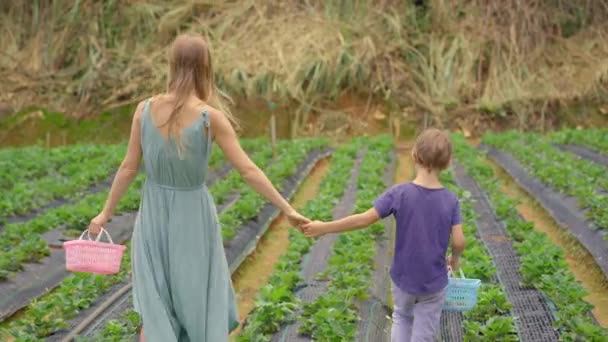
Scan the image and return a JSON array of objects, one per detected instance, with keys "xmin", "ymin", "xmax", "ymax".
[
  {"xmin": 298, "ymin": 136, "xmax": 393, "ymax": 340},
  {"xmin": 0, "ymin": 138, "xmax": 327, "ymax": 340},
  {"xmin": 549, "ymin": 129, "xmax": 608, "ymax": 155},
  {"xmin": 0, "ymin": 139, "xmax": 267, "ymax": 279},
  {"xmin": 237, "ymin": 140, "xmax": 363, "ymax": 341},
  {"xmin": 454, "ymin": 133, "xmax": 608, "ymax": 340},
  {"xmin": 483, "ymin": 131, "xmax": 608, "ymax": 232}
]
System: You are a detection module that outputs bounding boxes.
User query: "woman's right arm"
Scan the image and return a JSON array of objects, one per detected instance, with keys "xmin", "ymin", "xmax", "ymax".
[{"xmin": 210, "ymin": 109, "xmax": 309, "ymax": 227}]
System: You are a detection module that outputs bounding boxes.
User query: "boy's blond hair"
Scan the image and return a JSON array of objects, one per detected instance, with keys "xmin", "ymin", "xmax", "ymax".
[{"xmin": 412, "ymin": 128, "xmax": 452, "ymax": 171}]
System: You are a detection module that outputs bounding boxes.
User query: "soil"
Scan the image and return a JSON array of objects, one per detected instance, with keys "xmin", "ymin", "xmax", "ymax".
[
  {"xmin": 386, "ymin": 141, "xmax": 415, "ymax": 308},
  {"xmin": 484, "ymin": 146, "xmax": 608, "ymax": 278},
  {"xmin": 454, "ymin": 163, "xmax": 560, "ymax": 340},
  {"xmin": 489, "ymin": 159, "xmax": 608, "ymax": 327},
  {"xmin": 395, "ymin": 142, "xmax": 415, "ymax": 184},
  {"xmin": 229, "ymin": 158, "xmax": 330, "ymax": 338},
  {"xmin": 273, "ymin": 150, "xmax": 364, "ymax": 342}
]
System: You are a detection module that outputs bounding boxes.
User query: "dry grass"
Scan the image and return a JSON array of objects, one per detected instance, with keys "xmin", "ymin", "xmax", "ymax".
[{"xmin": 1, "ymin": 0, "xmax": 608, "ymax": 130}]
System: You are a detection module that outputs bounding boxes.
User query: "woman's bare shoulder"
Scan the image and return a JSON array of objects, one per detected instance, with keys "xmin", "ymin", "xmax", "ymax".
[
  {"xmin": 204, "ymin": 105, "xmax": 227, "ymax": 122},
  {"xmin": 132, "ymin": 99, "xmax": 149, "ymax": 121}
]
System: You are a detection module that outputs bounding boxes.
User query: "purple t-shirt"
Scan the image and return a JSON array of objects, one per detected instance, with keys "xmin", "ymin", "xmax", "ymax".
[{"xmin": 373, "ymin": 182, "xmax": 462, "ymax": 296}]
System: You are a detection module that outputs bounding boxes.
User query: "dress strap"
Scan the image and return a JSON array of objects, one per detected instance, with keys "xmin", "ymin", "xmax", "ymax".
[
  {"xmin": 143, "ymin": 98, "xmax": 151, "ymax": 113},
  {"xmin": 201, "ymin": 110, "xmax": 212, "ymax": 159},
  {"xmin": 140, "ymin": 99, "xmax": 151, "ymax": 137},
  {"xmin": 138, "ymin": 99, "xmax": 152, "ymax": 174}
]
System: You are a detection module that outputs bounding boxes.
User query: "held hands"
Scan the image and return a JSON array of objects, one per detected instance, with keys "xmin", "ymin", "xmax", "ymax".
[
  {"xmin": 89, "ymin": 212, "xmax": 110, "ymax": 235},
  {"xmin": 301, "ymin": 220, "xmax": 329, "ymax": 238},
  {"xmin": 285, "ymin": 209, "xmax": 310, "ymax": 230},
  {"xmin": 283, "ymin": 207, "xmax": 329, "ymax": 238}
]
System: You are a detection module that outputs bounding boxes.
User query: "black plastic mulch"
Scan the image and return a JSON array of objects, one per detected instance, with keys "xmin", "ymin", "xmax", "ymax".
[
  {"xmin": 63, "ymin": 148, "xmax": 332, "ymax": 339},
  {"xmin": 557, "ymin": 144, "xmax": 608, "ymax": 169},
  {"xmin": 271, "ymin": 149, "xmax": 366, "ymax": 342},
  {"xmin": 356, "ymin": 153, "xmax": 396, "ymax": 342},
  {"xmin": 454, "ymin": 162, "xmax": 560, "ymax": 341},
  {"xmin": 485, "ymin": 146, "xmax": 608, "ymax": 279}
]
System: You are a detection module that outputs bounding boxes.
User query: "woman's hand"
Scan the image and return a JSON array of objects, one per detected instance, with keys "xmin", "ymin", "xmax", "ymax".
[
  {"xmin": 285, "ymin": 209, "xmax": 310, "ymax": 229},
  {"xmin": 301, "ymin": 220, "xmax": 328, "ymax": 238},
  {"xmin": 89, "ymin": 212, "xmax": 110, "ymax": 235}
]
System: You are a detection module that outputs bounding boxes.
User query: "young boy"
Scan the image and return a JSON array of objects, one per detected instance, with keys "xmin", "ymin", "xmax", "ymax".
[{"xmin": 302, "ymin": 128, "xmax": 465, "ymax": 342}]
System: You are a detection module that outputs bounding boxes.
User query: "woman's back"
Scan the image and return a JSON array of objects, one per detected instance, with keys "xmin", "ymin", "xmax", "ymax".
[{"xmin": 140, "ymin": 96, "xmax": 212, "ymax": 189}]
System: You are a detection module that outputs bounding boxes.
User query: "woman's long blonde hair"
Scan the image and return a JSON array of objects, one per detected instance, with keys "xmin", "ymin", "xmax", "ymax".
[{"xmin": 163, "ymin": 33, "xmax": 237, "ymax": 142}]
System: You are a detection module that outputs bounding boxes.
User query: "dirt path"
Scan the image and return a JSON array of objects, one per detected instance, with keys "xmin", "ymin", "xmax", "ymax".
[
  {"xmin": 228, "ymin": 158, "xmax": 330, "ymax": 338},
  {"xmin": 395, "ymin": 142, "xmax": 415, "ymax": 183},
  {"xmin": 386, "ymin": 141, "xmax": 415, "ymax": 309},
  {"xmin": 489, "ymin": 159, "xmax": 608, "ymax": 327}
]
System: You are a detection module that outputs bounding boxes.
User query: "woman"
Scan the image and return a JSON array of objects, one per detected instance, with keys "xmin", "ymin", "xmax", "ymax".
[{"xmin": 88, "ymin": 34, "xmax": 309, "ymax": 341}]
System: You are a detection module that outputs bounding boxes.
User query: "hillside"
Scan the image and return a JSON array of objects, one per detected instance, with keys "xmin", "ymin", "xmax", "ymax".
[{"xmin": 1, "ymin": 0, "xmax": 608, "ymax": 135}]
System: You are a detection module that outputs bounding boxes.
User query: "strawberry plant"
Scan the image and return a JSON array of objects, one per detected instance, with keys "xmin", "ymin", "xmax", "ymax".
[
  {"xmin": 237, "ymin": 140, "xmax": 363, "ymax": 341},
  {"xmin": 298, "ymin": 136, "xmax": 392, "ymax": 341},
  {"xmin": 0, "ymin": 242, "xmax": 133, "ymax": 340},
  {"xmin": 77, "ymin": 309, "xmax": 141, "ymax": 342},
  {"xmin": 0, "ymin": 140, "xmax": 267, "ymax": 279},
  {"xmin": 549, "ymin": 128, "xmax": 608, "ymax": 155},
  {"xmin": 299, "ymin": 135, "xmax": 517, "ymax": 341},
  {"xmin": 483, "ymin": 131, "xmax": 608, "ymax": 232},
  {"xmin": 454, "ymin": 133, "xmax": 608, "ymax": 340},
  {"xmin": 0, "ymin": 136, "xmax": 235, "ymax": 219},
  {"xmin": 0, "ymin": 144, "xmax": 113, "ymax": 191},
  {"xmin": 0, "ymin": 144, "xmax": 125, "ymax": 218},
  {"xmin": 0, "ymin": 138, "xmax": 323, "ymax": 339},
  {"xmin": 440, "ymin": 175, "xmax": 517, "ymax": 341}
]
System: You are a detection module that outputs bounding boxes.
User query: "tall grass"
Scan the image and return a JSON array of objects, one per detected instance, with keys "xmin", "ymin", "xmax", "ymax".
[{"xmin": 1, "ymin": 0, "xmax": 608, "ymax": 130}]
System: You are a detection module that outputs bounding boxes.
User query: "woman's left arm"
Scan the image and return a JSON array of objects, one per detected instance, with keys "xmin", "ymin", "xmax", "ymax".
[{"xmin": 89, "ymin": 101, "xmax": 145, "ymax": 233}]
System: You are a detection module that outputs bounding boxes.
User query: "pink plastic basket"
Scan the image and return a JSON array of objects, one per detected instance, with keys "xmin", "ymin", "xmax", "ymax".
[{"xmin": 64, "ymin": 228, "xmax": 126, "ymax": 275}]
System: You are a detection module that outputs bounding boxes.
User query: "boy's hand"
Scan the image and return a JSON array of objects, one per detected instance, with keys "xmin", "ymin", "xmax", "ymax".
[
  {"xmin": 302, "ymin": 220, "xmax": 329, "ymax": 238},
  {"xmin": 447, "ymin": 255, "xmax": 460, "ymax": 271}
]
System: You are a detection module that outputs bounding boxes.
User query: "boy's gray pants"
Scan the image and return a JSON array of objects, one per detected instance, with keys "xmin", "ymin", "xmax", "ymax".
[{"xmin": 391, "ymin": 281, "xmax": 446, "ymax": 342}]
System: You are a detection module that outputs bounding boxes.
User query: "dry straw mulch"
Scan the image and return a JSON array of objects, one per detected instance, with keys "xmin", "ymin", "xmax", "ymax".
[{"xmin": 1, "ymin": 0, "xmax": 608, "ymax": 127}]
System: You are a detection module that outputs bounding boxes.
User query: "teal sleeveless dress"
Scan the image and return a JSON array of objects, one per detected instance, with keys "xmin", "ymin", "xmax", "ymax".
[{"xmin": 131, "ymin": 99, "xmax": 239, "ymax": 341}]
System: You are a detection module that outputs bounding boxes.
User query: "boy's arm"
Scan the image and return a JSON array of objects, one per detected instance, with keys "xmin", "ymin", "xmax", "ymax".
[
  {"xmin": 302, "ymin": 208, "xmax": 381, "ymax": 237},
  {"xmin": 449, "ymin": 224, "xmax": 466, "ymax": 269},
  {"xmin": 451, "ymin": 224, "xmax": 465, "ymax": 257}
]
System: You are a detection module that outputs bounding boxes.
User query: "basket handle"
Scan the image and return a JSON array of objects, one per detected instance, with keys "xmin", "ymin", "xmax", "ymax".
[
  {"xmin": 79, "ymin": 228, "xmax": 115, "ymax": 244},
  {"xmin": 447, "ymin": 267, "xmax": 465, "ymax": 279}
]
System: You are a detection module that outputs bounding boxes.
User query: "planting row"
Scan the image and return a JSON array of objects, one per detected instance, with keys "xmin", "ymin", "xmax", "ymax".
[
  {"xmin": 454, "ymin": 134, "xmax": 607, "ymax": 340},
  {"xmin": 0, "ymin": 144, "xmax": 124, "ymax": 219},
  {"xmin": 296, "ymin": 136, "xmax": 392, "ymax": 340},
  {"xmin": 0, "ymin": 141, "xmax": 278, "ymax": 320},
  {"xmin": 440, "ymin": 171, "xmax": 517, "ymax": 341},
  {"xmin": 0, "ymin": 139, "xmax": 269, "ymax": 280},
  {"xmin": 484, "ymin": 131, "xmax": 608, "ymax": 232},
  {"xmin": 549, "ymin": 128, "xmax": 608, "ymax": 155},
  {"xmin": 0, "ymin": 138, "xmax": 329, "ymax": 341},
  {"xmin": 0, "ymin": 138, "xmax": 291, "ymax": 319},
  {"xmin": 237, "ymin": 139, "xmax": 364, "ymax": 341},
  {"xmin": 239, "ymin": 135, "xmax": 517, "ymax": 341},
  {"xmin": 0, "ymin": 140, "xmax": 244, "ymax": 223},
  {"xmin": 0, "ymin": 144, "xmax": 112, "ymax": 191}
]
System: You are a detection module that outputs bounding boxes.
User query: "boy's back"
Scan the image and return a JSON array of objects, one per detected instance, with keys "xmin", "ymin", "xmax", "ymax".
[{"xmin": 374, "ymin": 182, "xmax": 461, "ymax": 296}]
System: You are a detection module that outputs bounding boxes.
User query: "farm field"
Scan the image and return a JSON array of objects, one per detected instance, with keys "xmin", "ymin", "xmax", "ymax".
[{"xmin": 0, "ymin": 130, "xmax": 607, "ymax": 342}]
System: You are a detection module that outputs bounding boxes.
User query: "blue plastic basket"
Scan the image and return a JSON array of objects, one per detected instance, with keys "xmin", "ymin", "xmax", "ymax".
[{"xmin": 443, "ymin": 268, "xmax": 481, "ymax": 312}]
